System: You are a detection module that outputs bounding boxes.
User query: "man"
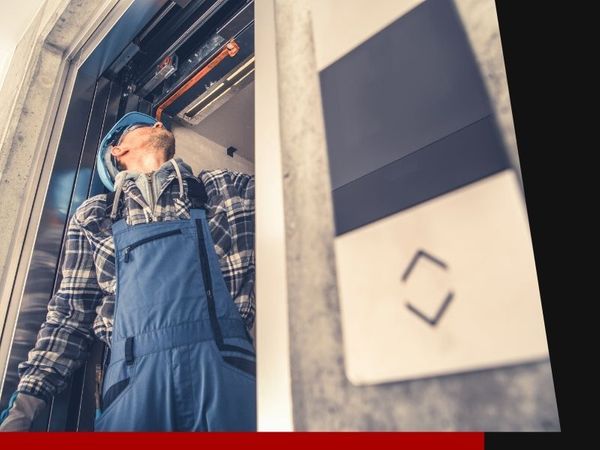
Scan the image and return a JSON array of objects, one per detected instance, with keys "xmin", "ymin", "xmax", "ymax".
[{"xmin": 0, "ymin": 112, "xmax": 256, "ymax": 431}]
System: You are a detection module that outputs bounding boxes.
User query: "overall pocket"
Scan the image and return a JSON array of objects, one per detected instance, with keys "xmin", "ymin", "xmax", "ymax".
[
  {"xmin": 122, "ymin": 229, "xmax": 182, "ymax": 263},
  {"xmin": 221, "ymin": 354, "xmax": 256, "ymax": 379},
  {"xmin": 95, "ymin": 359, "xmax": 138, "ymax": 424},
  {"xmin": 213, "ymin": 338, "xmax": 256, "ymax": 381}
]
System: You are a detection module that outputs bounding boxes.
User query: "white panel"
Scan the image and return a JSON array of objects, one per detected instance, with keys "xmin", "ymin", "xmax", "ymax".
[
  {"xmin": 307, "ymin": 0, "xmax": 424, "ymax": 70},
  {"xmin": 254, "ymin": 0, "xmax": 294, "ymax": 431},
  {"xmin": 335, "ymin": 170, "xmax": 549, "ymax": 385}
]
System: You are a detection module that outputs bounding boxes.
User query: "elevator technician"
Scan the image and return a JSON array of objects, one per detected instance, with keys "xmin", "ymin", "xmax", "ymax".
[{"xmin": 0, "ymin": 112, "xmax": 256, "ymax": 431}]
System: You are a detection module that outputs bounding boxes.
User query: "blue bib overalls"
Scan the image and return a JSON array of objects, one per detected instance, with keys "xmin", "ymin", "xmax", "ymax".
[{"xmin": 93, "ymin": 206, "xmax": 256, "ymax": 431}]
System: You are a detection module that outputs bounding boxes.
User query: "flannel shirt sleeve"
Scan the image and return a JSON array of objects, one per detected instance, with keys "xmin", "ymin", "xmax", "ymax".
[
  {"xmin": 17, "ymin": 212, "xmax": 102, "ymax": 402},
  {"xmin": 228, "ymin": 171, "xmax": 255, "ymax": 202},
  {"xmin": 225, "ymin": 170, "xmax": 255, "ymax": 328}
]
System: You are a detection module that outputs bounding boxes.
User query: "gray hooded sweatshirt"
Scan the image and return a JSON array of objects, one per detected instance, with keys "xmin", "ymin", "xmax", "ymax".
[{"xmin": 111, "ymin": 157, "xmax": 190, "ymax": 219}]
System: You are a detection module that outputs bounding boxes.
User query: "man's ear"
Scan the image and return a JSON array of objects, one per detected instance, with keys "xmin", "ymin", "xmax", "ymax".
[
  {"xmin": 110, "ymin": 145, "xmax": 127, "ymax": 158},
  {"xmin": 109, "ymin": 145, "xmax": 127, "ymax": 170}
]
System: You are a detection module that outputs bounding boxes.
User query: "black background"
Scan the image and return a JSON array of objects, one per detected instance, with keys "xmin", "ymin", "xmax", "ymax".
[{"xmin": 488, "ymin": 1, "xmax": 581, "ymax": 448}]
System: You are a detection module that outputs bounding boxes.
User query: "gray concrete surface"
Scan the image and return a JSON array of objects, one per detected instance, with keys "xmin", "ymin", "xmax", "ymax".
[
  {"xmin": 454, "ymin": 0, "xmax": 522, "ymax": 178},
  {"xmin": 274, "ymin": 0, "xmax": 559, "ymax": 431}
]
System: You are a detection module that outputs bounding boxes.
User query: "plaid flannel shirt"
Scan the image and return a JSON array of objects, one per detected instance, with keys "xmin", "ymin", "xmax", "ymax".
[{"xmin": 17, "ymin": 157, "xmax": 255, "ymax": 401}]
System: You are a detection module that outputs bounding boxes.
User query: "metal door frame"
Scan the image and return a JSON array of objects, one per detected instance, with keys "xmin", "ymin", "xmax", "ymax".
[{"xmin": 0, "ymin": 0, "xmax": 169, "ymax": 430}]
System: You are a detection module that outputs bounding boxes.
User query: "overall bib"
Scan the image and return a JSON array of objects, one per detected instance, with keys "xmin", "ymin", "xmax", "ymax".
[{"xmin": 94, "ymin": 207, "xmax": 256, "ymax": 431}]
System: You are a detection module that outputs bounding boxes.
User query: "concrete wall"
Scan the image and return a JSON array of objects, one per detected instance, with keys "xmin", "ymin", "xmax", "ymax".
[{"xmin": 454, "ymin": 0, "xmax": 521, "ymax": 177}]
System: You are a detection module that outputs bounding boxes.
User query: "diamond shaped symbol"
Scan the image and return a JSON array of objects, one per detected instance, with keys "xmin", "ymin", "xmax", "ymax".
[{"xmin": 401, "ymin": 249, "xmax": 454, "ymax": 327}]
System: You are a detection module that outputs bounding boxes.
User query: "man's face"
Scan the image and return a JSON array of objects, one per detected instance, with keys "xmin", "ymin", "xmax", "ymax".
[{"xmin": 110, "ymin": 121, "xmax": 175, "ymax": 169}]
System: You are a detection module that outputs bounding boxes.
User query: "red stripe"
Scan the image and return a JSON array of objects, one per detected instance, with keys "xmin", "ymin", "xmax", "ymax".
[{"xmin": 0, "ymin": 432, "xmax": 483, "ymax": 449}]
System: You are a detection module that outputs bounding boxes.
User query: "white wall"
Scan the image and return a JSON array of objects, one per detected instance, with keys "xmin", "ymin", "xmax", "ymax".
[
  {"xmin": 0, "ymin": 1, "xmax": 47, "ymax": 90},
  {"xmin": 255, "ymin": 0, "xmax": 293, "ymax": 431},
  {"xmin": 172, "ymin": 124, "xmax": 254, "ymax": 175}
]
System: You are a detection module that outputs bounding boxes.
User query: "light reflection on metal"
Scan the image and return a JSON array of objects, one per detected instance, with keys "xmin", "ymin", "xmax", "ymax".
[
  {"xmin": 184, "ymin": 56, "xmax": 254, "ymax": 118},
  {"xmin": 155, "ymin": 40, "xmax": 240, "ymax": 122}
]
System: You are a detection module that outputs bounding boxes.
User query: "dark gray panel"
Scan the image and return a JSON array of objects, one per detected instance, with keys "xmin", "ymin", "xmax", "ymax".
[
  {"xmin": 333, "ymin": 115, "xmax": 509, "ymax": 235},
  {"xmin": 78, "ymin": 0, "xmax": 168, "ymax": 80},
  {"xmin": 88, "ymin": 81, "xmax": 124, "ymax": 198},
  {"xmin": 0, "ymin": 70, "xmax": 101, "ymax": 431},
  {"xmin": 319, "ymin": 0, "xmax": 493, "ymax": 191}
]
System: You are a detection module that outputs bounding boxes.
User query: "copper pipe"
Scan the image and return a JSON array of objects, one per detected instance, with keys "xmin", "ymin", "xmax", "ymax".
[{"xmin": 155, "ymin": 40, "xmax": 240, "ymax": 122}]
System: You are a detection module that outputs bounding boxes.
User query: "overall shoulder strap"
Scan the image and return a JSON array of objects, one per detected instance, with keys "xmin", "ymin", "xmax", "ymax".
[
  {"xmin": 105, "ymin": 191, "xmax": 116, "ymax": 217},
  {"xmin": 187, "ymin": 177, "xmax": 208, "ymax": 209},
  {"xmin": 106, "ymin": 191, "xmax": 115, "ymax": 209}
]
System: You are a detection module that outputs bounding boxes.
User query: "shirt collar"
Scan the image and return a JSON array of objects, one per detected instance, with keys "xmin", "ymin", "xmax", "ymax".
[{"xmin": 114, "ymin": 157, "xmax": 195, "ymax": 189}]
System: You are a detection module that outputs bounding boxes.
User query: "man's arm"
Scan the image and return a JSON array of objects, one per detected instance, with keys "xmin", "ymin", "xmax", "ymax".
[
  {"xmin": 228, "ymin": 170, "xmax": 254, "ymax": 202},
  {"xmin": 199, "ymin": 168, "xmax": 254, "ymax": 202},
  {"xmin": 196, "ymin": 169, "xmax": 255, "ymax": 331},
  {"xmin": 224, "ymin": 170, "xmax": 255, "ymax": 330},
  {"xmin": 14, "ymin": 212, "xmax": 102, "ymax": 407}
]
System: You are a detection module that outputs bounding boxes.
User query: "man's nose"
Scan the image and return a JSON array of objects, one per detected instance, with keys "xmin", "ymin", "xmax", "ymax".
[{"xmin": 153, "ymin": 122, "xmax": 164, "ymax": 129}]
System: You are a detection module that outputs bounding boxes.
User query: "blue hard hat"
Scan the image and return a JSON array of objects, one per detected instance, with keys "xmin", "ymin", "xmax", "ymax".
[{"xmin": 96, "ymin": 111, "xmax": 158, "ymax": 191}]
